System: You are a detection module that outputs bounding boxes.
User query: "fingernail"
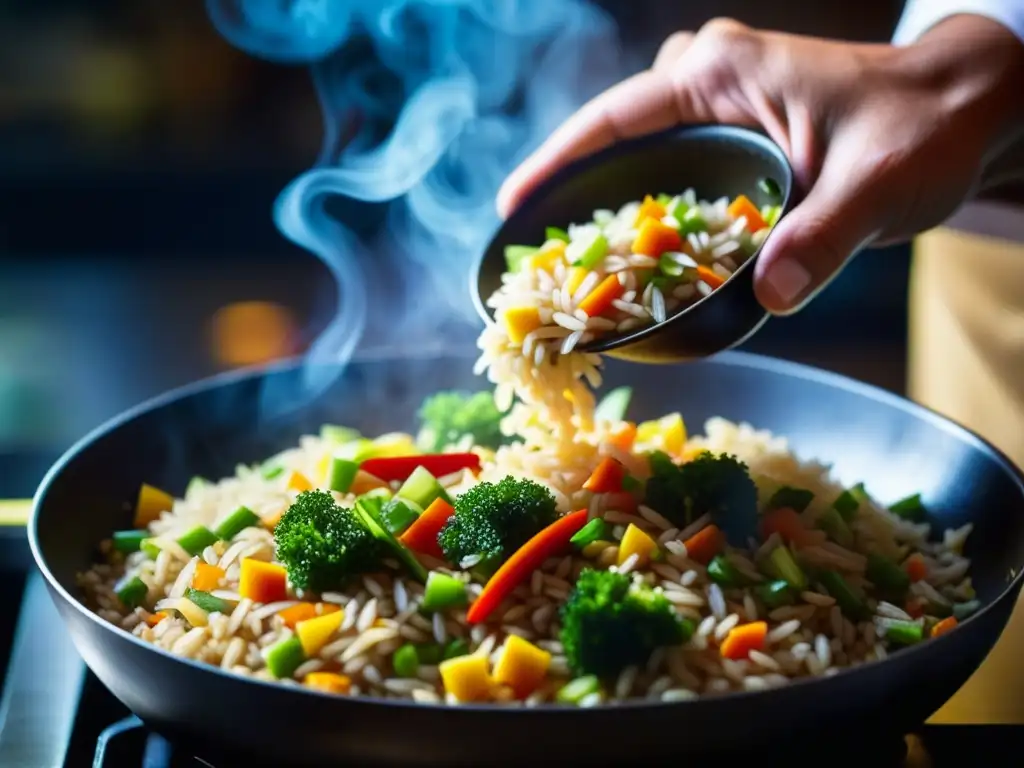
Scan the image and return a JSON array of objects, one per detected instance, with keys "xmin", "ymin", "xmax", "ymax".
[{"xmin": 764, "ymin": 258, "xmax": 812, "ymax": 306}]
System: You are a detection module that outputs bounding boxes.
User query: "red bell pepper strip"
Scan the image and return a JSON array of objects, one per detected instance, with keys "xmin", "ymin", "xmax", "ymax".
[
  {"xmin": 398, "ymin": 497, "xmax": 454, "ymax": 560},
  {"xmin": 358, "ymin": 453, "xmax": 481, "ymax": 483},
  {"xmin": 467, "ymin": 510, "xmax": 590, "ymax": 624}
]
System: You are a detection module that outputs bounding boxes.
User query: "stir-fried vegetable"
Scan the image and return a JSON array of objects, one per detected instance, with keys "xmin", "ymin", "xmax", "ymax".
[
  {"xmin": 416, "ymin": 390, "xmax": 506, "ymax": 453},
  {"xmin": 726, "ymin": 195, "xmax": 767, "ymax": 232},
  {"xmin": 214, "ymin": 506, "xmax": 260, "ymax": 540},
  {"xmin": 720, "ymin": 621, "xmax": 767, "ymax": 660},
  {"xmin": 134, "ymin": 483, "xmax": 173, "ymax": 528},
  {"xmin": 570, "ymin": 518, "xmax": 609, "ymax": 550},
  {"xmin": 359, "ymin": 454, "xmax": 481, "ymax": 484},
  {"xmin": 617, "ymin": 524, "xmax": 659, "ymax": 568},
  {"xmin": 420, "ymin": 571, "xmax": 468, "ymax": 613},
  {"xmin": 239, "ymin": 559, "xmax": 288, "ymax": 603},
  {"xmin": 493, "ymin": 635, "xmax": 551, "ymax": 698},
  {"xmin": 177, "ymin": 525, "xmax": 219, "ymax": 557},
  {"xmin": 112, "ymin": 529, "xmax": 148, "ymax": 554},
  {"xmin": 593, "ymin": 386, "xmax": 632, "ymax": 423},
  {"xmin": 399, "ymin": 497, "xmax": 454, "ymax": 559}
]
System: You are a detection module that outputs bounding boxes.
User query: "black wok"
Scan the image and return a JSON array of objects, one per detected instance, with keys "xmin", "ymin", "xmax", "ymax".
[{"xmin": 29, "ymin": 351, "xmax": 1024, "ymax": 766}]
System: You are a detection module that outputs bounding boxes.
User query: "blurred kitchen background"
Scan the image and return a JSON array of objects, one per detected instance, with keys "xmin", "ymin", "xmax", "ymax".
[{"xmin": 1, "ymin": 0, "xmax": 909, "ymax": 497}]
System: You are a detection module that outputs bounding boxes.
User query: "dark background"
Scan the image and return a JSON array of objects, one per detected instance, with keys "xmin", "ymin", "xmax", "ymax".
[{"xmin": 0, "ymin": 0, "xmax": 910, "ymax": 481}]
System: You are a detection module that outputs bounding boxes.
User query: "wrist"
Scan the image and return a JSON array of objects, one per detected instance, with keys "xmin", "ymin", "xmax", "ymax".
[{"xmin": 900, "ymin": 15, "xmax": 1024, "ymax": 152}]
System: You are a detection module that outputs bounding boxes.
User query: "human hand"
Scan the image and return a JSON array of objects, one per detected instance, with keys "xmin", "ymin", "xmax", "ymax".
[{"xmin": 498, "ymin": 17, "xmax": 1024, "ymax": 315}]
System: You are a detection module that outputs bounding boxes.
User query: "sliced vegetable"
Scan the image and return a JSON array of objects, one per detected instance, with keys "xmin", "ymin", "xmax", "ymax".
[
  {"xmin": 421, "ymin": 571, "xmax": 468, "ymax": 613},
  {"xmin": 578, "ymin": 274, "xmax": 625, "ymax": 318},
  {"xmin": 214, "ymin": 505, "xmax": 261, "ymax": 540},
  {"xmin": 865, "ymin": 553, "xmax": 911, "ymax": 596},
  {"xmin": 889, "ymin": 493, "xmax": 927, "ymax": 522},
  {"xmin": 467, "ymin": 509, "xmax": 589, "ymax": 624},
  {"xmin": 632, "ymin": 217, "xmax": 682, "ymax": 258},
  {"xmin": 295, "ymin": 608, "xmax": 345, "ymax": 656},
  {"xmin": 636, "ymin": 412, "xmax": 687, "ymax": 457},
  {"xmin": 758, "ymin": 177, "xmax": 783, "ymax": 203},
  {"xmin": 443, "ymin": 638, "xmax": 471, "ymax": 660},
  {"xmin": 556, "ymin": 675, "xmax": 601, "ymax": 704},
  {"xmin": 115, "ymin": 575, "xmax": 148, "ymax": 608},
  {"xmin": 666, "ymin": 196, "xmax": 689, "ymax": 221},
  {"xmin": 768, "ymin": 487, "xmax": 815, "ymax": 513},
  {"xmin": 134, "ymin": 483, "xmax": 174, "ymax": 528},
  {"xmin": 112, "ymin": 529, "xmax": 149, "ymax": 554},
  {"xmin": 816, "ymin": 508, "xmax": 853, "ymax": 548},
  {"xmin": 353, "ymin": 497, "xmax": 428, "ymax": 583},
  {"xmin": 397, "ymin": 466, "xmax": 450, "ymax": 511},
  {"xmin": 678, "ymin": 207, "xmax": 707, "ymax": 235},
  {"xmin": 931, "ymin": 616, "xmax": 959, "ymax": 637},
  {"xmin": 184, "ymin": 588, "xmax": 232, "ymax": 615},
  {"xmin": 439, "ymin": 653, "xmax": 493, "ymax": 702},
  {"xmin": 191, "ymin": 562, "xmax": 225, "ymax": 592},
  {"xmin": 320, "ymin": 424, "xmax": 361, "ymax": 445},
  {"xmin": 276, "ymin": 602, "xmax": 318, "ymax": 628},
  {"xmin": 174, "ymin": 597, "xmax": 209, "ymax": 627},
  {"xmin": 720, "ymin": 621, "xmax": 767, "ymax": 660},
  {"xmin": 391, "ymin": 643, "xmax": 420, "ymax": 678},
  {"xmin": 819, "ymin": 570, "xmax": 869, "ymax": 621},
  {"xmin": 634, "ymin": 195, "xmax": 668, "ymax": 226},
  {"xmin": 139, "ymin": 538, "xmax": 161, "ymax": 559},
  {"xmin": 359, "ymin": 454, "xmax": 481, "ymax": 484},
  {"xmin": 546, "ymin": 226, "xmax": 570, "ymax": 243},
  {"xmin": 328, "ymin": 457, "xmax": 360, "ymax": 493},
  {"xmin": 682, "ymin": 524, "xmax": 725, "ymax": 566},
  {"xmin": 885, "ymin": 620, "xmax": 925, "ymax": 646},
  {"xmin": 379, "ymin": 497, "xmax": 420, "ymax": 536},
  {"xmin": 695, "ymin": 265, "xmax": 725, "ymax": 290},
  {"xmin": 177, "ymin": 525, "xmax": 219, "ymax": 556},
  {"xmin": 399, "ymin": 496, "xmax": 454, "ymax": 559},
  {"xmin": 904, "ymin": 552, "xmax": 928, "ymax": 583},
  {"xmin": 727, "ymin": 194, "xmax": 768, "ymax": 232},
  {"xmin": 564, "ymin": 266, "xmax": 589, "ymax": 297},
  {"xmin": 593, "ymin": 386, "xmax": 632, "ymax": 423},
  {"xmin": 583, "ymin": 457, "xmax": 626, "ymax": 494},
  {"xmin": 617, "ymin": 523, "xmax": 659, "ymax": 568},
  {"xmin": 707, "ymin": 555, "xmax": 748, "ymax": 588},
  {"xmin": 503, "ymin": 306, "xmax": 542, "ymax": 346},
  {"xmin": 304, "ymin": 672, "xmax": 351, "ymax": 695},
  {"xmin": 239, "ymin": 559, "xmax": 289, "ymax": 603},
  {"xmin": 286, "ymin": 470, "xmax": 313, "ymax": 493},
  {"xmin": 264, "ymin": 635, "xmax": 306, "ymax": 679},
  {"xmin": 504, "ymin": 245, "xmax": 539, "ymax": 273},
  {"xmin": 493, "ymin": 635, "xmax": 551, "ymax": 699},
  {"xmin": 832, "ymin": 490, "xmax": 860, "ymax": 521},
  {"xmin": 755, "ymin": 579, "xmax": 794, "ymax": 609},
  {"xmin": 760, "ymin": 507, "xmax": 814, "ymax": 547},
  {"xmin": 568, "ymin": 231, "xmax": 608, "ymax": 269},
  {"xmin": 570, "ymin": 518, "xmax": 609, "ymax": 550},
  {"xmin": 769, "ymin": 545, "xmax": 807, "ymax": 591}
]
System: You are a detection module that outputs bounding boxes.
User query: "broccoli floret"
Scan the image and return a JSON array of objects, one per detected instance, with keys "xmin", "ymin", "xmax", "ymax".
[
  {"xmin": 416, "ymin": 390, "xmax": 507, "ymax": 453},
  {"xmin": 560, "ymin": 568, "xmax": 690, "ymax": 678},
  {"xmin": 643, "ymin": 450, "xmax": 758, "ymax": 546},
  {"xmin": 437, "ymin": 476, "xmax": 557, "ymax": 574},
  {"xmin": 274, "ymin": 490, "xmax": 384, "ymax": 593}
]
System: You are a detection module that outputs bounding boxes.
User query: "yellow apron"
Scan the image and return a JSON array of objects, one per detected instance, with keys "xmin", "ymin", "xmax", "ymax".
[{"xmin": 908, "ymin": 200, "xmax": 1024, "ymax": 723}]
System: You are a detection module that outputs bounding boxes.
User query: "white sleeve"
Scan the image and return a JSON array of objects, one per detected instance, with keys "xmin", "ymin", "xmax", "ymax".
[{"xmin": 893, "ymin": 0, "xmax": 1024, "ymax": 45}]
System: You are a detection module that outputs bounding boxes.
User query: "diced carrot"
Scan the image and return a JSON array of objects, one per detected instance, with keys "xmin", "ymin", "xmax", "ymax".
[
  {"xmin": 633, "ymin": 194, "xmax": 667, "ymax": 227},
  {"xmin": 760, "ymin": 507, "xmax": 815, "ymax": 548},
  {"xmin": 607, "ymin": 421, "xmax": 637, "ymax": 453},
  {"xmin": 682, "ymin": 524, "xmax": 725, "ymax": 565},
  {"xmin": 144, "ymin": 611, "xmax": 168, "ymax": 628},
  {"xmin": 720, "ymin": 621, "xmax": 768, "ymax": 660},
  {"xmin": 305, "ymin": 671, "xmax": 352, "ymax": 695},
  {"xmin": 583, "ymin": 457, "xmax": 626, "ymax": 494},
  {"xmin": 286, "ymin": 470, "xmax": 313, "ymax": 492},
  {"xmin": 191, "ymin": 562, "xmax": 225, "ymax": 592},
  {"xmin": 468, "ymin": 510, "xmax": 589, "ymax": 624},
  {"xmin": 931, "ymin": 616, "xmax": 959, "ymax": 637},
  {"xmin": 696, "ymin": 265, "xmax": 726, "ymax": 290},
  {"xmin": 277, "ymin": 602, "xmax": 318, "ymax": 628},
  {"xmin": 239, "ymin": 558, "xmax": 289, "ymax": 603},
  {"xmin": 727, "ymin": 194, "xmax": 768, "ymax": 232},
  {"xmin": 578, "ymin": 274, "xmax": 625, "ymax": 318},
  {"xmin": 632, "ymin": 217, "xmax": 682, "ymax": 257},
  {"xmin": 134, "ymin": 483, "xmax": 174, "ymax": 528},
  {"xmin": 399, "ymin": 497, "xmax": 454, "ymax": 559},
  {"xmin": 905, "ymin": 552, "xmax": 928, "ymax": 583}
]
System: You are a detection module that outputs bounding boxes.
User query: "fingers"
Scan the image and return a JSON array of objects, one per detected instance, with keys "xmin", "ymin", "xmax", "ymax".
[
  {"xmin": 653, "ymin": 31, "xmax": 694, "ymax": 72},
  {"xmin": 497, "ymin": 68, "xmax": 683, "ymax": 218},
  {"xmin": 753, "ymin": 151, "xmax": 885, "ymax": 314}
]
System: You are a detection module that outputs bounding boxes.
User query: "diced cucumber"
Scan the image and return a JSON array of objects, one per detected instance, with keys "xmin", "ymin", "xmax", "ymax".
[
  {"xmin": 112, "ymin": 530, "xmax": 149, "ymax": 554},
  {"xmin": 264, "ymin": 636, "xmax": 306, "ymax": 679},
  {"xmin": 504, "ymin": 245, "xmax": 539, "ymax": 273},
  {"xmin": 865, "ymin": 553, "xmax": 911, "ymax": 596},
  {"xmin": 819, "ymin": 570, "xmax": 869, "ymax": 621},
  {"xmin": 328, "ymin": 457, "xmax": 360, "ymax": 493},
  {"xmin": 593, "ymin": 386, "xmax": 632, "ymax": 423},
  {"xmin": 421, "ymin": 571, "xmax": 468, "ymax": 613},
  {"xmin": 678, "ymin": 208, "xmax": 707, "ymax": 235},
  {"xmin": 177, "ymin": 526, "xmax": 219, "ymax": 556},
  {"xmin": 667, "ymin": 198, "xmax": 689, "ymax": 222},
  {"xmin": 320, "ymin": 424, "xmax": 361, "ymax": 445},
  {"xmin": 769, "ymin": 546, "xmax": 807, "ymax": 591},
  {"xmin": 140, "ymin": 538, "xmax": 161, "ymax": 559},
  {"xmin": 755, "ymin": 579, "xmax": 794, "ymax": 609},
  {"xmin": 353, "ymin": 499, "xmax": 428, "ymax": 583},
  {"xmin": 556, "ymin": 675, "xmax": 601, "ymax": 704},
  {"xmin": 568, "ymin": 232, "xmax": 608, "ymax": 269},
  {"xmin": 115, "ymin": 575, "xmax": 148, "ymax": 608},
  {"xmin": 379, "ymin": 498, "xmax": 421, "ymax": 536},
  {"xmin": 397, "ymin": 466, "xmax": 450, "ymax": 511},
  {"xmin": 184, "ymin": 587, "xmax": 232, "ymax": 615},
  {"xmin": 816, "ymin": 508, "xmax": 853, "ymax": 548},
  {"xmin": 214, "ymin": 506, "xmax": 261, "ymax": 540}
]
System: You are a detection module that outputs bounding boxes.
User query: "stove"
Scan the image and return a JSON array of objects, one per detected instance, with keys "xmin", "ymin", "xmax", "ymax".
[{"xmin": 0, "ymin": 457, "xmax": 1021, "ymax": 767}]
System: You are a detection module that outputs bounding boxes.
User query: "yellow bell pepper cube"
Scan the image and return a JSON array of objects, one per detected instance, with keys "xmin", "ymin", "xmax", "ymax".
[
  {"xmin": 296, "ymin": 608, "xmax": 345, "ymax": 657},
  {"xmin": 439, "ymin": 653, "xmax": 493, "ymax": 702},
  {"xmin": 618, "ymin": 523, "xmax": 659, "ymax": 568},
  {"xmin": 134, "ymin": 483, "xmax": 174, "ymax": 528},
  {"xmin": 493, "ymin": 635, "xmax": 551, "ymax": 699},
  {"xmin": 503, "ymin": 307, "xmax": 542, "ymax": 346},
  {"xmin": 304, "ymin": 671, "xmax": 352, "ymax": 695}
]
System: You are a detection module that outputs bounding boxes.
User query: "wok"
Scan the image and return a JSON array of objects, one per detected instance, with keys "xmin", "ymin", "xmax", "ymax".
[{"xmin": 29, "ymin": 351, "xmax": 1024, "ymax": 766}]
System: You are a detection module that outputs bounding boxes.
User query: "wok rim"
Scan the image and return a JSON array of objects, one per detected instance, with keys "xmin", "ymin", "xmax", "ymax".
[{"xmin": 28, "ymin": 350, "xmax": 1024, "ymax": 716}]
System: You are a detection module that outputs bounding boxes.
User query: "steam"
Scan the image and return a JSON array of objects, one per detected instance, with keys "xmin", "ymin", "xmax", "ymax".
[{"xmin": 206, "ymin": 0, "xmax": 623, "ymax": 420}]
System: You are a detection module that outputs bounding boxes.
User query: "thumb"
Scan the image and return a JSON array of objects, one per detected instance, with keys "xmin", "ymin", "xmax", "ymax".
[{"xmin": 753, "ymin": 163, "xmax": 885, "ymax": 315}]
